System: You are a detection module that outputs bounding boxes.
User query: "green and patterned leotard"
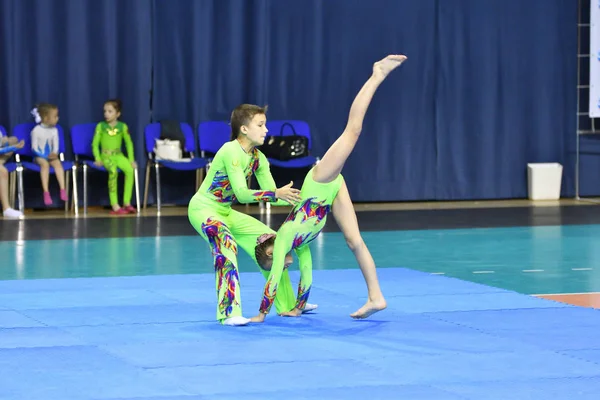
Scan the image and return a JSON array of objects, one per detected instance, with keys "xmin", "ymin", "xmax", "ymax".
[
  {"xmin": 259, "ymin": 168, "xmax": 344, "ymax": 314},
  {"xmin": 188, "ymin": 140, "xmax": 300, "ymax": 321},
  {"xmin": 92, "ymin": 121, "xmax": 135, "ymax": 207}
]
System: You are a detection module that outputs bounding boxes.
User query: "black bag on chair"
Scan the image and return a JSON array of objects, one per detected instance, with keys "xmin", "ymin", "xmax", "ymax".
[
  {"xmin": 259, "ymin": 122, "xmax": 309, "ymax": 161},
  {"xmin": 159, "ymin": 120, "xmax": 186, "ymax": 153}
]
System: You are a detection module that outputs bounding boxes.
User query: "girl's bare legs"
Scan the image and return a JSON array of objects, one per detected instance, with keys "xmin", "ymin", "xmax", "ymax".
[
  {"xmin": 0, "ymin": 163, "xmax": 10, "ymax": 211},
  {"xmin": 49, "ymin": 159, "xmax": 65, "ymax": 190},
  {"xmin": 36, "ymin": 157, "xmax": 50, "ymax": 193},
  {"xmin": 312, "ymin": 54, "xmax": 407, "ymax": 184},
  {"xmin": 332, "ymin": 180, "xmax": 386, "ymax": 319}
]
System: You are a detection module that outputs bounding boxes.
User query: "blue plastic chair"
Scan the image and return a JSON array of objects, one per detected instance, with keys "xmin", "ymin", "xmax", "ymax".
[
  {"xmin": 264, "ymin": 120, "xmax": 319, "ymax": 168},
  {"xmin": 0, "ymin": 125, "xmax": 18, "ymax": 209},
  {"xmin": 12, "ymin": 122, "xmax": 77, "ymax": 213},
  {"xmin": 197, "ymin": 121, "xmax": 232, "ymax": 159},
  {"xmin": 143, "ymin": 122, "xmax": 207, "ymax": 211},
  {"xmin": 71, "ymin": 122, "xmax": 141, "ymax": 215}
]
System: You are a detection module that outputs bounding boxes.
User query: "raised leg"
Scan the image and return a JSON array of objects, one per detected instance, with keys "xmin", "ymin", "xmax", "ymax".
[{"xmin": 312, "ymin": 55, "xmax": 407, "ymax": 184}]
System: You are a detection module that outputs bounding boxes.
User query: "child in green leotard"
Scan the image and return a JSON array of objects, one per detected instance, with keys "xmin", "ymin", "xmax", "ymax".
[
  {"xmin": 92, "ymin": 99, "xmax": 137, "ymax": 215},
  {"xmin": 188, "ymin": 104, "xmax": 316, "ymax": 326},
  {"xmin": 251, "ymin": 54, "xmax": 408, "ymax": 323}
]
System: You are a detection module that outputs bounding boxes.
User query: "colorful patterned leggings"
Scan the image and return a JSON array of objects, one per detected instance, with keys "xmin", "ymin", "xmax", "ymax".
[{"xmin": 188, "ymin": 204, "xmax": 297, "ymax": 322}]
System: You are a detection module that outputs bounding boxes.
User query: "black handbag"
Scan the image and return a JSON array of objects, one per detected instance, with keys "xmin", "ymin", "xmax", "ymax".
[{"xmin": 259, "ymin": 122, "xmax": 309, "ymax": 161}]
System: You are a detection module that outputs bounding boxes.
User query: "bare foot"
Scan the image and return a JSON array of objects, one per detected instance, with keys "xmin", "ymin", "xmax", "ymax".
[
  {"xmin": 372, "ymin": 54, "xmax": 407, "ymax": 81},
  {"xmin": 350, "ymin": 298, "xmax": 387, "ymax": 319},
  {"xmin": 280, "ymin": 308, "xmax": 302, "ymax": 317},
  {"xmin": 249, "ymin": 314, "xmax": 266, "ymax": 323}
]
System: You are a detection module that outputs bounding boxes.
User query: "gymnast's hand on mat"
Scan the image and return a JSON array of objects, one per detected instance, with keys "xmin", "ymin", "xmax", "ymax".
[
  {"xmin": 279, "ymin": 308, "xmax": 302, "ymax": 317},
  {"xmin": 94, "ymin": 159, "xmax": 103, "ymax": 167},
  {"xmin": 275, "ymin": 181, "xmax": 302, "ymax": 204},
  {"xmin": 249, "ymin": 314, "xmax": 266, "ymax": 323}
]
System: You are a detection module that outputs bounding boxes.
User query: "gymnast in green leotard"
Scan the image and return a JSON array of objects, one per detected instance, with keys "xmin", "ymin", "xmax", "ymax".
[
  {"xmin": 250, "ymin": 54, "xmax": 408, "ymax": 323},
  {"xmin": 188, "ymin": 104, "xmax": 318, "ymax": 326}
]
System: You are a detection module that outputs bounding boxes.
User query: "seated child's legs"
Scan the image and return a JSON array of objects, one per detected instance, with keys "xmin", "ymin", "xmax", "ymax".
[
  {"xmin": 49, "ymin": 159, "xmax": 66, "ymax": 201},
  {"xmin": 35, "ymin": 157, "xmax": 53, "ymax": 205}
]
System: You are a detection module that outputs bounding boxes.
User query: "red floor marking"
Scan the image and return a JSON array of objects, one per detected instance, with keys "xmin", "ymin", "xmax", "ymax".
[{"xmin": 535, "ymin": 293, "xmax": 600, "ymax": 309}]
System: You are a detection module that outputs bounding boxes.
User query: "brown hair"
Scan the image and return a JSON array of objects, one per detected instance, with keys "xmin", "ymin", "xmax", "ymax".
[
  {"xmin": 229, "ymin": 104, "xmax": 268, "ymax": 141},
  {"xmin": 104, "ymin": 98, "xmax": 122, "ymax": 113},
  {"xmin": 255, "ymin": 236, "xmax": 276, "ymax": 268},
  {"xmin": 36, "ymin": 103, "xmax": 58, "ymax": 120}
]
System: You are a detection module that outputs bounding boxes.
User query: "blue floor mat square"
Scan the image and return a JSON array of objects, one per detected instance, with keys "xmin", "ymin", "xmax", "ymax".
[
  {"xmin": 0, "ymin": 289, "xmax": 179, "ymax": 310},
  {"xmin": 0, "ymin": 327, "xmax": 86, "ymax": 348},
  {"xmin": 0, "ymin": 310, "xmax": 46, "ymax": 328},
  {"xmin": 359, "ymin": 350, "xmax": 600, "ymax": 385},
  {"xmin": 63, "ymin": 322, "xmax": 217, "ymax": 346},
  {"xmin": 212, "ymin": 385, "xmax": 467, "ymax": 400},
  {"xmin": 0, "ymin": 345, "xmax": 132, "ymax": 371},
  {"xmin": 100, "ymin": 336, "xmax": 381, "ymax": 368},
  {"xmin": 560, "ymin": 349, "xmax": 600, "ymax": 364},
  {"xmin": 437, "ymin": 377, "xmax": 600, "ymax": 400},
  {"xmin": 385, "ymin": 292, "xmax": 568, "ymax": 314},
  {"xmin": 148, "ymin": 359, "xmax": 410, "ymax": 396},
  {"xmin": 20, "ymin": 303, "xmax": 207, "ymax": 327},
  {"xmin": 0, "ymin": 368, "xmax": 190, "ymax": 399},
  {"xmin": 428, "ymin": 307, "xmax": 600, "ymax": 331}
]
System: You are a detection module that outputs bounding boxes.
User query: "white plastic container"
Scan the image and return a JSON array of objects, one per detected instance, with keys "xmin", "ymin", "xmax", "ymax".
[{"xmin": 527, "ymin": 163, "xmax": 563, "ymax": 200}]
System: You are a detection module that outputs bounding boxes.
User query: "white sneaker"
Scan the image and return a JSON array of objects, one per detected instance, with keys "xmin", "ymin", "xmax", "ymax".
[
  {"xmin": 302, "ymin": 303, "xmax": 318, "ymax": 313},
  {"xmin": 2, "ymin": 208, "xmax": 23, "ymax": 219},
  {"xmin": 222, "ymin": 316, "xmax": 251, "ymax": 326}
]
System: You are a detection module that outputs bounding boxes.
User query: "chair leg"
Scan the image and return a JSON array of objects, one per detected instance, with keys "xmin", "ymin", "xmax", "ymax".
[
  {"xmin": 64, "ymin": 170, "xmax": 70, "ymax": 214},
  {"xmin": 17, "ymin": 166, "xmax": 25, "ymax": 213},
  {"xmin": 134, "ymin": 167, "xmax": 141, "ymax": 214},
  {"xmin": 143, "ymin": 162, "xmax": 151, "ymax": 210},
  {"xmin": 72, "ymin": 166, "xmax": 79, "ymax": 216},
  {"xmin": 9, "ymin": 171, "xmax": 15, "ymax": 208},
  {"xmin": 83, "ymin": 164, "xmax": 88, "ymax": 215},
  {"xmin": 17, "ymin": 165, "xmax": 24, "ymax": 212},
  {"xmin": 195, "ymin": 168, "xmax": 205, "ymax": 191},
  {"xmin": 155, "ymin": 163, "xmax": 162, "ymax": 213}
]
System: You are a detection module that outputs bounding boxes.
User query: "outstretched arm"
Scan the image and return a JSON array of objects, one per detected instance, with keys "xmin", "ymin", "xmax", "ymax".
[
  {"xmin": 251, "ymin": 234, "xmax": 293, "ymax": 322},
  {"xmin": 254, "ymin": 151, "xmax": 295, "ymax": 206},
  {"xmin": 222, "ymin": 147, "xmax": 301, "ymax": 204},
  {"xmin": 223, "ymin": 151, "xmax": 277, "ymax": 204}
]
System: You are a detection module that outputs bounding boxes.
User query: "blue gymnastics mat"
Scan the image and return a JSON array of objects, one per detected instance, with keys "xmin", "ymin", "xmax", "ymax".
[{"xmin": 1, "ymin": 267, "xmax": 600, "ymax": 400}]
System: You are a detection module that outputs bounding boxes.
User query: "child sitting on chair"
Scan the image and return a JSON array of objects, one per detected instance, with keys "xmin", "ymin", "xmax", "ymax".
[
  {"xmin": 30, "ymin": 103, "xmax": 67, "ymax": 206},
  {"xmin": 0, "ymin": 129, "xmax": 24, "ymax": 218},
  {"xmin": 92, "ymin": 99, "xmax": 137, "ymax": 215}
]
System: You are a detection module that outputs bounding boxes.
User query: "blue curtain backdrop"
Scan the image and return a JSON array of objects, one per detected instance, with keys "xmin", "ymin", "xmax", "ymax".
[
  {"xmin": 435, "ymin": 0, "xmax": 577, "ymax": 200},
  {"xmin": 0, "ymin": 0, "xmax": 152, "ymax": 208},
  {"xmin": 0, "ymin": 0, "xmax": 580, "ymax": 207}
]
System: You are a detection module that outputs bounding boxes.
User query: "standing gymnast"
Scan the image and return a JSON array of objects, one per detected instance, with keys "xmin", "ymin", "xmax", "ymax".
[
  {"xmin": 251, "ymin": 54, "xmax": 407, "ymax": 323},
  {"xmin": 188, "ymin": 104, "xmax": 316, "ymax": 326}
]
